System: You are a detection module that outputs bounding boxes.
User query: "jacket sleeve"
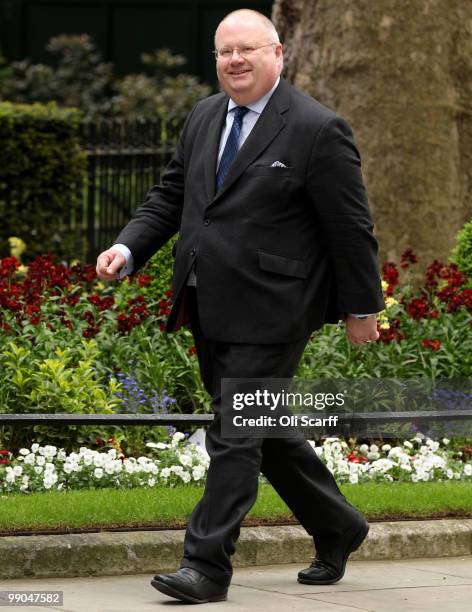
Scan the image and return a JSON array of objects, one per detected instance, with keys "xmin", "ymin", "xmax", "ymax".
[
  {"xmin": 306, "ymin": 116, "xmax": 385, "ymax": 314},
  {"xmin": 113, "ymin": 104, "xmax": 198, "ymax": 272}
]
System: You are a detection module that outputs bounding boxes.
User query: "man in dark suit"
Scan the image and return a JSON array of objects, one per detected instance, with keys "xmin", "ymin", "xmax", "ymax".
[{"xmin": 96, "ymin": 8, "xmax": 384, "ymax": 604}]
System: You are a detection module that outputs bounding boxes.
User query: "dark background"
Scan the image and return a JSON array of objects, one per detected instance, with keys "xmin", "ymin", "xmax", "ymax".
[{"xmin": 0, "ymin": 0, "xmax": 273, "ymax": 84}]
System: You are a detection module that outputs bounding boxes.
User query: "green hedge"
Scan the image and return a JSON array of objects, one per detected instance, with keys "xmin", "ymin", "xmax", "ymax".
[{"xmin": 0, "ymin": 101, "xmax": 87, "ymax": 259}]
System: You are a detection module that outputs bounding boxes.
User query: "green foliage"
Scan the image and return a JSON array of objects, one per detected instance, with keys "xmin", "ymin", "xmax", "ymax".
[
  {"xmin": 0, "ymin": 101, "xmax": 87, "ymax": 259},
  {"xmin": 451, "ymin": 218, "xmax": 472, "ymax": 281},
  {"xmin": 0, "ymin": 35, "xmax": 211, "ymax": 123}
]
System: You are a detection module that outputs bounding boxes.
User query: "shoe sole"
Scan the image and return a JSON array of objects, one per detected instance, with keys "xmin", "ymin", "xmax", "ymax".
[
  {"xmin": 297, "ymin": 522, "xmax": 370, "ymax": 585},
  {"xmin": 151, "ymin": 578, "xmax": 228, "ymax": 604}
]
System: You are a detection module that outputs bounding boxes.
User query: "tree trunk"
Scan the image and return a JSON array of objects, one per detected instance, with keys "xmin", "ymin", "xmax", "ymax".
[{"xmin": 272, "ymin": 0, "xmax": 472, "ymax": 267}]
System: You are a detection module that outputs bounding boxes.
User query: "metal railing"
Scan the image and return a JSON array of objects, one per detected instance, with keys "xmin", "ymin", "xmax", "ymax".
[
  {"xmin": 1, "ymin": 410, "xmax": 470, "ymax": 426},
  {"xmin": 78, "ymin": 117, "xmax": 181, "ymax": 262}
]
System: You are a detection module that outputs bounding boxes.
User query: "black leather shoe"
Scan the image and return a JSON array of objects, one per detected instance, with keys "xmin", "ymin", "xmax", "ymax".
[
  {"xmin": 151, "ymin": 567, "xmax": 228, "ymax": 604},
  {"xmin": 298, "ymin": 520, "xmax": 369, "ymax": 585}
]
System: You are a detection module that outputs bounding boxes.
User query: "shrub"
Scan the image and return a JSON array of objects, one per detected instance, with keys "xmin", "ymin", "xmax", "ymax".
[
  {"xmin": 0, "ymin": 35, "xmax": 211, "ymax": 123},
  {"xmin": 0, "ymin": 101, "xmax": 86, "ymax": 259},
  {"xmin": 451, "ymin": 218, "xmax": 472, "ymax": 281}
]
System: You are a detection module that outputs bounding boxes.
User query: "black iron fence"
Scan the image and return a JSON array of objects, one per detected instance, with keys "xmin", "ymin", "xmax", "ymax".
[{"xmin": 78, "ymin": 117, "xmax": 181, "ymax": 263}]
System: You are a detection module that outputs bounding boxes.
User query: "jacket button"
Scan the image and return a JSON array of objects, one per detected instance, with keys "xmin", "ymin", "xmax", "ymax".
[
  {"xmin": 203, "ymin": 218, "xmax": 210, "ymax": 226},
  {"xmin": 191, "ymin": 248, "xmax": 196, "ymax": 256}
]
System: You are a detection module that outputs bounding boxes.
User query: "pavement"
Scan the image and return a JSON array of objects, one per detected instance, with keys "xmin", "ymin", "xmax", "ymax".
[{"xmin": 1, "ymin": 557, "xmax": 472, "ymax": 611}]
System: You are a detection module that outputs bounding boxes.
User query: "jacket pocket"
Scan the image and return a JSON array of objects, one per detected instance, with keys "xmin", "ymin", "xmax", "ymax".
[
  {"xmin": 247, "ymin": 166, "xmax": 294, "ymax": 177},
  {"xmin": 257, "ymin": 249, "xmax": 308, "ymax": 279}
]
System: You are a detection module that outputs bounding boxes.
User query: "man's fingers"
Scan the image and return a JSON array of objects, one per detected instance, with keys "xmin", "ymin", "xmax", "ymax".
[{"xmin": 96, "ymin": 250, "xmax": 125, "ymax": 280}]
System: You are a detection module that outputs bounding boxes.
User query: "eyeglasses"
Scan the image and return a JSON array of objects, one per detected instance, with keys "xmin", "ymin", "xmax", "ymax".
[{"xmin": 213, "ymin": 42, "xmax": 277, "ymax": 60}]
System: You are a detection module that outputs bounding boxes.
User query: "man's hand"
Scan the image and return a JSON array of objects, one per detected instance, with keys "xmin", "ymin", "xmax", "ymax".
[
  {"xmin": 345, "ymin": 314, "xmax": 379, "ymax": 346},
  {"xmin": 96, "ymin": 248, "xmax": 126, "ymax": 281}
]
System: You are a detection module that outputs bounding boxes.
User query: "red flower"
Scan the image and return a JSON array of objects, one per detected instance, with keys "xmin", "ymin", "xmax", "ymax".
[
  {"xmin": 0, "ymin": 450, "xmax": 9, "ymax": 456},
  {"xmin": 382, "ymin": 262, "xmax": 399, "ymax": 288},
  {"xmin": 406, "ymin": 297, "xmax": 429, "ymax": 320},
  {"xmin": 0, "ymin": 458, "xmax": 9, "ymax": 465},
  {"xmin": 95, "ymin": 437, "xmax": 105, "ymax": 447},
  {"xmin": 347, "ymin": 451, "xmax": 368, "ymax": 463},
  {"xmin": 0, "ymin": 256, "xmax": 20, "ymax": 278},
  {"xmin": 138, "ymin": 274, "xmax": 152, "ymax": 287},
  {"xmin": 422, "ymin": 339, "xmax": 441, "ymax": 351},
  {"xmin": 187, "ymin": 346, "xmax": 197, "ymax": 357},
  {"xmin": 400, "ymin": 249, "xmax": 417, "ymax": 269}
]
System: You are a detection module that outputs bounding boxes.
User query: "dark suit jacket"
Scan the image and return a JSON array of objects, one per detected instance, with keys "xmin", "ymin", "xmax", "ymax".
[{"xmin": 114, "ymin": 77, "xmax": 385, "ymax": 343}]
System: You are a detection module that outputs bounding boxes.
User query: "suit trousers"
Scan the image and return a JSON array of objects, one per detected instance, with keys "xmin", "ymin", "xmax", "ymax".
[{"xmin": 180, "ymin": 287, "xmax": 363, "ymax": 586}]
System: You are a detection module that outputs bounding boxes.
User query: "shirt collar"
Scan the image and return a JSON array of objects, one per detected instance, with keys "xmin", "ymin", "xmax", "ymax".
[{"xmin": 227, "ymin": 76, "xmax": 280, "ymax": 115}]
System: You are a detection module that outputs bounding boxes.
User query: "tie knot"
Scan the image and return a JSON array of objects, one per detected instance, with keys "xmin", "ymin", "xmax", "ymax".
[{"xmin": 233, "ymin": 106, "xmax": 249, "ymax": 121}]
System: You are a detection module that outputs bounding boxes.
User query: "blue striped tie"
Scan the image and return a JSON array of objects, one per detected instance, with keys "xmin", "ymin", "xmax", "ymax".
[{"xmin": 216, "ymin": 106, "xmax": 249, "ymax": 191}]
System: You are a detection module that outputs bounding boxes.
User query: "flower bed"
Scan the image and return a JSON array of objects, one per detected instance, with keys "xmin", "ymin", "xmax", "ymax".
[
  {"xmin": 1, "ymin": 434, "xmax": 471, "ymax": 495},
  {"xmin": 0, "ymin": 240, "xmax": 471, "ymax": 454}
]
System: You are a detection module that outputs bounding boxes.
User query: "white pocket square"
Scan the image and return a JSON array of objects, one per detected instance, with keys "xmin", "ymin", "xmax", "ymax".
[{"xmin": 270, "ymin": 161, "xmax": 287, "ymax": 168}]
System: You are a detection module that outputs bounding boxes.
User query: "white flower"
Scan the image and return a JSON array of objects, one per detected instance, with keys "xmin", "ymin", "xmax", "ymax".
[
  {"xmin": 179, "ymin": 454, "xmax": 193, "ymax": 467},
  {"xmin": 63, "ymin": 463, "xmax": 74, "ymax": 474},
  {"xmin": 19, "ymin": 448, "xmax": 30, "ymax": 456},
  {"xmin": 148, "ymin": 477, "xmax": 156, "ymax": 487},
  {"xmin": 359, "ymin": 444, "xmax": 369, "ymax": 455},
  {"xmin": 94, "ymin": 468, "xmax": 104, "ymax": 479},
  {"xmin": 146, "ymin": 442, "xmax": 168, "ymax": 450},
  {"xmin": 404, "ymin": 441, "xmax": 413, "ymax": 449},
  {"xmin": 192, "ymin": 465, "xmax": 206, "ymax": 481},
  {"xmin": 463, "ymin": 464, "xmax": 472, "ymax": 476},
  {"xmin": 13, "ymin": 465, "xmax": 23, "ymax": 477},
  {"xmin": 43, "ymin": 445, "xmax": 57, "ymax": 458},
  {"xmin": 370, "ymin": 444, "xmax": 379, "ymax": 452},
  {"xmin": 442, "ymin": 438, "xmax": 450, "ymax": 446},
  {"xmin": 160, "ymin": 468, "xmax": 171, "ymax": 479},
  {"xmin": 171, "ymin": 465, "xmax": 184, "ymax": 476},
  {"xmin": 446, "ymin": 469, "xmax": 454, "ymax": 479},
  {"xmin": 35, "ymin": 455, "xmax": 45, "ymax": 466},
  {"xmin": 367, "ymin": 451, "xmax": 380, "ymax": 460},
  {"xmin": 43, "ymin": 473, "xmax": 58, "ymax": 489},
  {"xmin": 107, "ymin": 449, "xmax": 117, "ymax": 459},
  {"xmin": 34, "ymin": 465, "xmax": 43, "ymax": 474},
  {"xmin": 23, "ymin": 453, "xmax": 35, "ymax": 465},
  {"xmin": 83, "ymin": 455, "xmax": 94, "ymax": 466},
  {"xmin": 5, "ymin": 468, "xmax": 15, "ymax": 483},
  {"xmin": 179, "ymin": 470, "xmax": 191, "ymax": 483},
  {"xmin": 31, "ymin": 443, "xmax": 39, "ymax": 453},
  {"xmin": 381, "ymin": 444, "xmax": 391, "ymax": 452},
  {"xmin": 314, "ymin": 446, "xmax": 323, "ymax": 457},
  {"xmin": 348, "ymin": 473, "xmax": 359, "ymax": 484},
  {"xmin": 172, "ymin": 432, "xmax": 186, "ymax": 444},
  {"xmin": 123, "ymin": 460, "xmax": 135, "ymax": 474}
]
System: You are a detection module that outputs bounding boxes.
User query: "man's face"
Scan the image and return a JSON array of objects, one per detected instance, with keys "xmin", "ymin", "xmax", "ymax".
[{"xmin": 215, "ymin": 17, "xmax": 282, "ymax": 105}]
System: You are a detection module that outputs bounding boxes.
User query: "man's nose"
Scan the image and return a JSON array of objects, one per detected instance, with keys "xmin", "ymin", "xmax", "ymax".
[{"xmin": 229, "ymin": 49, "xmax": 245, "ymax": 62}]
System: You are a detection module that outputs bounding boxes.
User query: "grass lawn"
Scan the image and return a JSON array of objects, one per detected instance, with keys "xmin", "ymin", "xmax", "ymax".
[{"xmin": 1, "ymin": 481, "xmax": 471, "ymax": 535}]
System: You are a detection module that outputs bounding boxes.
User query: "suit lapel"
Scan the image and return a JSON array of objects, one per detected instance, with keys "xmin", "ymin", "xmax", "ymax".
[
  {"xmin": 203, "ymin": 95, "xmax": 229, "ymax": 202},
  {"xmin": 205, "ymin": 78, "xmax": 291, "ymax": 210}
]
